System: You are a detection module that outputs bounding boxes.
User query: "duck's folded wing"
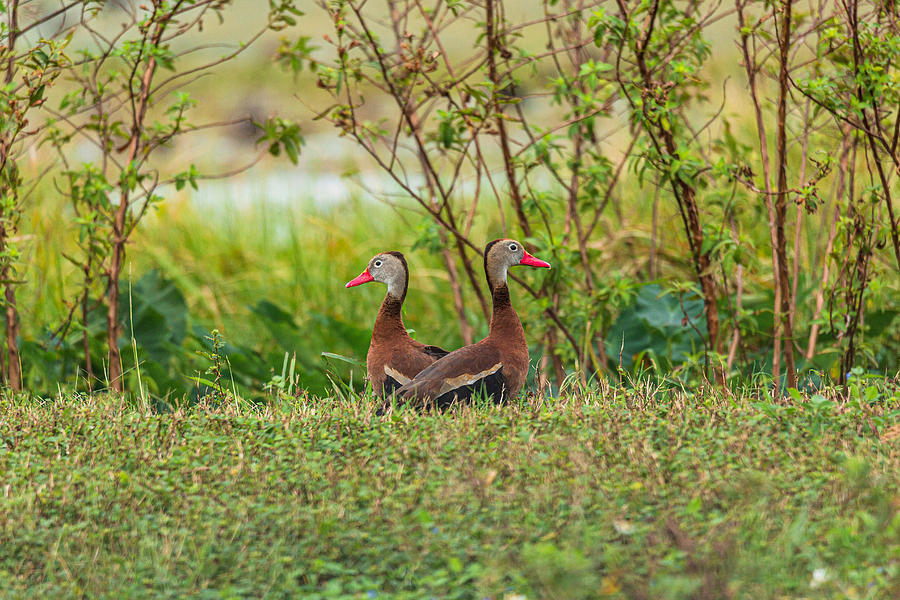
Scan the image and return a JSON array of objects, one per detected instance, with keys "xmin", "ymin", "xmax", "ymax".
[
  {"xmin": 421, "ymin": 344, "xmax": 451, "ymax": 359},
  {"xmin": 382, "ymin": 365, "xmax": 411, "ymax": 387},
  {"xmin": 397, "ymin": 344, "xmax": 503, "ymax": 402}
]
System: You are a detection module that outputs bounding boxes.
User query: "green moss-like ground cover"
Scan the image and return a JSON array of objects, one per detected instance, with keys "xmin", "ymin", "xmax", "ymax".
[{"xmin": 1, "ymin": 384, "xmax": 897, "ymax": 599}]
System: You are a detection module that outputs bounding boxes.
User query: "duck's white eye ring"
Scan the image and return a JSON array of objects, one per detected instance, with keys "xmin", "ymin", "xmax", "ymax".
[
  {"xmin": 374, "ymin": 260, "xmax": 383, "ymax": 268},
  {"xmin": 509, "ymin": 243, "xmax": 518, "ymax": 252}
]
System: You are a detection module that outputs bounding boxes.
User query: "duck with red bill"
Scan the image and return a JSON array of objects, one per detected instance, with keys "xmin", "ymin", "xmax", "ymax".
[
  {"xmin": 345, "ymin": 251, "xmax": 450, "ymax": 397},
  {"xmin": 395, "ymin": 238, "xmax": 550, "ymax": 408}
]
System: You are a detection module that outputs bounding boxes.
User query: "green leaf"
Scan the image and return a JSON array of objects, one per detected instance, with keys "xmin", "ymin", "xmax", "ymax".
[
  {"xmin": 33, "ymin": 49, "xmax": 49, "ymax": 67},
  {"xmin": 685, "ymin": 496, "xmax": 702, "ymax": 515},
  {"xmin": 28, "ymin": 84, "xmax": 45, "ymax": 106},
  {"xmin": 320, "ymin": 352, "xmax": 365, "ymax": 367},
  {"xmin": 119, "ymin": 270, "xmax": 189, "ymax": 363}
]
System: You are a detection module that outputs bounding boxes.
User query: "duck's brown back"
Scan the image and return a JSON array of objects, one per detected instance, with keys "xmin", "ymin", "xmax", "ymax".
[{"xmin": 396, "ymin": 291, "xmax": 530, "ymax": 407}]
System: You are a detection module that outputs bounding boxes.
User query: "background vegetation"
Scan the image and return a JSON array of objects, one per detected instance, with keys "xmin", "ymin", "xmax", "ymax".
[{"xmin": 2, "ymin": 0, "xmax": 899, "ymax": 399}]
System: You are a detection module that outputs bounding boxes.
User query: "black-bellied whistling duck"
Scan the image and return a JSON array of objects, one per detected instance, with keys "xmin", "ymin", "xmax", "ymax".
[
  {"xmin": 346, "ymin": 251, "xmax": 449, "ymax": 397},
  {"xmin": 396, "ymin": 239, "xmax": 550, "ymax": 407}
]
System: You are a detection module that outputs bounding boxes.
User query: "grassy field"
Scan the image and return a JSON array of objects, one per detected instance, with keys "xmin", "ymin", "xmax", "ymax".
[{"xmin": 1, "ymin": 381, "xmax": 897, "ymax": 599}]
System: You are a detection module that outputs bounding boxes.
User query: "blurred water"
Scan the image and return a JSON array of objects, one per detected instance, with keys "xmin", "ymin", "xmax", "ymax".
[
  {"xmin": 189, "ymin": 170, "xmax": 390, "ymax": 213},
  {"xmin": 179, "ymin": 128, "xmax": 435, "ymax": 212}
]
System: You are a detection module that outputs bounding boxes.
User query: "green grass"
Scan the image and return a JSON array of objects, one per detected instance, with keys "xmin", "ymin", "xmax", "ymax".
[{"xmin": 1, "ymin": 382, "xmax": 897, "ymax": 599}]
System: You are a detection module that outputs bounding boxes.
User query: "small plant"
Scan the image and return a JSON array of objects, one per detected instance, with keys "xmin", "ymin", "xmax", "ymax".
[
  {"xmin": 192, "ymin": 329, "xmax": 229, "ymax": 406},
  {"xmin": 265, "ymin": 351, "xmax": 304, "ymax": 401}
]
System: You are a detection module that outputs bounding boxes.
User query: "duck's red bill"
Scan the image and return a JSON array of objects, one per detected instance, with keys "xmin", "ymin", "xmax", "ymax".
[
  {"xmin": 520, "ymin": 251, "xmax": 551, "ymax": 268},
  {"xmin": 345, "ymin": 268, "xmax": 374, "ymax": 288}
]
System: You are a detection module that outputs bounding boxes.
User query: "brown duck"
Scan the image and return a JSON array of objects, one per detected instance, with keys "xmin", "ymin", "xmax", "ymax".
[
  {"xmin": 346, "ymin": 251, "xmax": 449, "ymax": 397},
  {"xmin": 396, "ymin": 239, "xmax": 550, "ymax": 407}
]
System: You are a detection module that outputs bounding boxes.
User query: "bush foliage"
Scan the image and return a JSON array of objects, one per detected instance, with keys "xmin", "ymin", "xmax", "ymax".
[{"xmin": 1, "ymin": 0, "xmax": 899, "ymax": 397}]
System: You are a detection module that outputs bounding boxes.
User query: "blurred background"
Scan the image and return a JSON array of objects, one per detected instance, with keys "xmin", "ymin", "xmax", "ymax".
[{"xmin": 4, "ymin": 0, "xmax": 899, "ymax": 399}]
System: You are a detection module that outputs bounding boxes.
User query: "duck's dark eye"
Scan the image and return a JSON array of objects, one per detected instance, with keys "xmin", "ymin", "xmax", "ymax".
[
  {"xmin": 374, "ymin": 260, "xmax": 383, "ymax": 268},
  {"xmin": 509, "ymin": 243, "xmax": 518, "ymax": 252}
]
